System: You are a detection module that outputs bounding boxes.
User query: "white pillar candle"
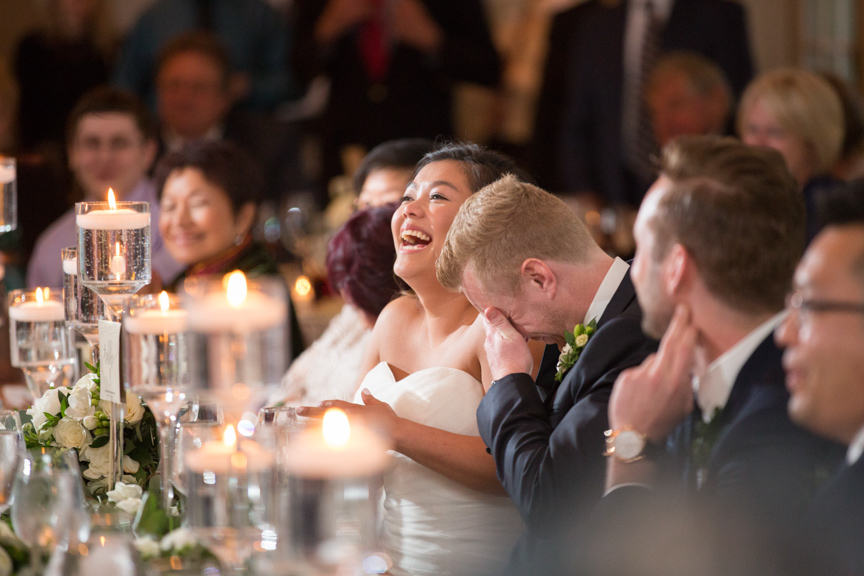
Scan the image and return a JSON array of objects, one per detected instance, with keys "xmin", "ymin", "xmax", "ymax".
[{"xmin": 282, "ymin": 409, "xmax": 390, "ymax": 478}]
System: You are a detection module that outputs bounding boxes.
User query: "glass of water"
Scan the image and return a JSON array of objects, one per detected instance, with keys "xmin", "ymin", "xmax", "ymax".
[
  {"xmin": 62, "ymin": 246, "xmax": 107, "ymax": 362},
  {"xmin": 0, "ymin": 157, "xmax": 17, "ymax": 234}
]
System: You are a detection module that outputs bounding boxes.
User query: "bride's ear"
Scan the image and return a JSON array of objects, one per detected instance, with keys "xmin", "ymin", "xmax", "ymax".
[{"xmin": 520, "ymin": 259, "xmax": 557, "ymax": 299}]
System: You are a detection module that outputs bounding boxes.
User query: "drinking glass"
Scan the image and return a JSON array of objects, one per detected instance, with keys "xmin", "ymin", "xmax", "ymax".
[
  {"xmin": 12, "ymin": 449, "xmax": 90, "ymax": 573},
  {"xmin": 172, "ymin": 420, "xmax": 221, "ymax": 497},
  {"xmin": 62, "ymin": 246, "xmax": 107, "ymax": 363},
  {"xmin": 9, "ymin": 288, "xmax": 75, "ymax": 400},
  {"xmin": 0, "ymin": 157, "xmax": 18, "ymax": 234}
]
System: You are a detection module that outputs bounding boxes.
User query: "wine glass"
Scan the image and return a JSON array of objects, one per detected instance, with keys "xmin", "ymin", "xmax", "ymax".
[
  {"xmin": 62, "ymin": 246, "xmax": 107, "ymax": 364},
  {"xmin": 12, "ymin": 449, "xmax": 90, "ymax": 573},
  {"xmin": 8, "ymin": 288, "xmax": 75, "ymax": 400}
]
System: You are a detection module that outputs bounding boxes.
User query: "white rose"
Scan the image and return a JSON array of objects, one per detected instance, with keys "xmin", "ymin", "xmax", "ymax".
[
  {"xmin": 160, "ymin": 528, "xmax": 199, "ymax": 553},
  {"xmin": 123, "ymin": 455, "xmax": 140, "ymax": 474},
  {"xmin": 107, "ymin": 481, "xmax": 142, "ymax": 502},
  {"xmin": 72, "ymin": 373, "xmax": 99, "ymax": 393},
  {"xmin": 83, "ymin": 415, "xmax": 99, "ymax": 430},
  {"xmin": 575, "ymin": 333, "xmax": 589, "ymax": 347},
  {"xmin": 0, "ymin": 522, "xmax": 23, "ymax": 548},
  {"xmin": 125, "ymin": 394, "xmax": 145, "ymax": 424},
  {"xmin": 26, "ymin": 386, "xmax": 69, "ymax": 429},
  {"xmin": 52, "ymin": 417, "xmax": 91, "ymax": 450},
  {"xmin": 115, "ymin": 497, "xmax": 142, "ymax": 515},
  {"xmin": 98, "ymin": 399, "xmax": 112, "ymax": 414},
  {"xmin": 134, "ymin": 536, "xmax": 161, "ymax": 559},
  {"xmin": 82, "ymin": 444, "xmax": 110, "ymax": 479},
  {"xmin": 65, "ymin": 386, "xmax": 95, "ymax": 419}
]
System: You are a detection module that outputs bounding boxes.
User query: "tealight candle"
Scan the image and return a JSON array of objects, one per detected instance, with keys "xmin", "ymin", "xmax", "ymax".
[
  {"xmin": 109, "ymin": 243, "xmax": 126, "ymax": 279},
  {"xmin": 124, "ymin": 291, "xmax": 188, "ymax": 334},
  {"xmin": 184, "ymin": 424, "xmax": 274, "ymax": 473},
  {"xmin": 0, "ymin": 164, "xmax": 14, "ymax": 184},
  {"xmin": 62, "ymin": 257, "xmax": 77, "ymax": 276},
  {"xmin": 282, "ymin": 409, "xmax": 390, "ymax": 478},
  {"xmin": 9, "ymin": 288, "xmax": 65, "ymax": 322}
]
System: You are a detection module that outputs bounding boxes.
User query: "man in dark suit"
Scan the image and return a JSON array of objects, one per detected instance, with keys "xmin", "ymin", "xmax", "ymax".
[
  {"xmin": 595, "ymin": 136, "xmax": 842, "ymax": 575},
  {"xmin": 558, "ymin": 0, "xmax": 753, "ymax": 206},
  {"xmin": 292, "ymin": 0, "xmax": 501, "ymax": 203},
  {"xmin": 775, "ymin": 183, "xmax": 864, "ymax": 576},
  {"xmin": 436, "ymin": 175, "xmax": 657, "ymax": 575}
]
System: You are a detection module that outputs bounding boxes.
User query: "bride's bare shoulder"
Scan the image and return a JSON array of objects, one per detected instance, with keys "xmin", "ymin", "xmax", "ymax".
[{"xmin": 373, "ymin": 294, "xmax": 422, "ymax": 330}]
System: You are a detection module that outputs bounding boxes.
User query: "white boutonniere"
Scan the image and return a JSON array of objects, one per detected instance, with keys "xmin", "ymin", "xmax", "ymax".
[{"xmin": 555, "ymin": 319, "xmax": 597, "ymax": 382}]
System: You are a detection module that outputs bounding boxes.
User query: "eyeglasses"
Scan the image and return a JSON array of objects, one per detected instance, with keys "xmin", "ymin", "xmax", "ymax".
[{"xmin": 785, "ymin": 292, "xmax": 864, "ymax": 324}]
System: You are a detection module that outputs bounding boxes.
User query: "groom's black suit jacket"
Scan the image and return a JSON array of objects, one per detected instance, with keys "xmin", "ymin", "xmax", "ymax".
[
  {"xmin": 476, "ymin": 271, "xmax": 657, "ymax": 575},
  {"xmin": 811, "ymin": 455, "xmax": 864, "ymax": 575}
]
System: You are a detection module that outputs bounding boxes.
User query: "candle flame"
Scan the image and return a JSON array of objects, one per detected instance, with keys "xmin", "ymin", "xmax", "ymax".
[
  {"xmin": 35, "ymin": 288, "xmax": 44, "ymax": 303},
  {"xmin": 159, "ymin": 291, "xmax": 170, "ymax": 311},
  {"xmin": 223, "ymin": 424, "xmax": 237, "ymax": 449},
  {"xmin": 115, "ymin": 242, "xmax": 121, "ymax": 257},
  {"xmin": 226, "ymin": 271, "xmax": 247, "ymax": 307},
  {"xmin": 322, "ymin": 408, "xmax": 350, "ymax": 447},
  {"xmin": 295, "ymin": 276, "xmax": 312, "ymax": 297},
  {"xmin": 107, "ymin": 188, "xmax": 116, "ymax": 209}
]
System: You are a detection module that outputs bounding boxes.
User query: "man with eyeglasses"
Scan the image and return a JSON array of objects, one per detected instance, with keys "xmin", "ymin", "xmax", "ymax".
[
  {"xmin": 584, "ymin": 136, "xmax": 843, "ymax": 575},
  {"xmin": 775, "ymin": 183, "xmax": 864, "ymax": 575},
  {"xmin": 27, "ymin": 87, "xmax": 182, "ymax": 289}
]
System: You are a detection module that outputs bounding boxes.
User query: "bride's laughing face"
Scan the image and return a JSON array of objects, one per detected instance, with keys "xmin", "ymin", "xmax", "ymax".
[{"xmin": 392, "ymin": 159, "xmax": 473, "ymax": 284}]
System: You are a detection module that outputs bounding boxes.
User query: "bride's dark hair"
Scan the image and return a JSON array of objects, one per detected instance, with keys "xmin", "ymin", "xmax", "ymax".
[{"xmin": 413, "ymin": 141, "xmax": 534, "ymax": 193}]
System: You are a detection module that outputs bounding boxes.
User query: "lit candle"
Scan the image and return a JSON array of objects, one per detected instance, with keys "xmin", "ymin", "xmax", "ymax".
[
  {"xmin": 184, "ymin": 424, "xmax": 274, "ymax": 473},
  {"xmin": 187, "ymin": 271, "xmax": 287, "ymax": 333},
  {"xmin": 9, "ymin": 288, "xmax": 65, "ymax": 322},
  {"xmin": 75, "ymin": 189, "xmax": 150, "ymax": 230},
  {"xmin": 109, "ymin": 242, "xmax": 126, "ymax": 279},
  {"xmin": 293, "ymin": 275, "xmax": 314, "ymax": 303},
  {"xmin": 282, "ymin": 408, "xmax": 390, "ymax": 478},
  {"xmin": 124, "ymin": 291, "xmax": 188, "ymax": 334}
]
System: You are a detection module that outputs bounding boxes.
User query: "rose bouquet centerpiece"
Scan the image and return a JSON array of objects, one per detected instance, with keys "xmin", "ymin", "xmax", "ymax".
[{"xmin": 21, "ymin": 363, "xmax": 159, "ymax": 496}]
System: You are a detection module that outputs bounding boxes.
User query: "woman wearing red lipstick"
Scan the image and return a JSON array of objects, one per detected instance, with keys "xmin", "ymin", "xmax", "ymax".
[{"xmin": 301, "ymin": 143, "xmax": 541, "ymax": 576}]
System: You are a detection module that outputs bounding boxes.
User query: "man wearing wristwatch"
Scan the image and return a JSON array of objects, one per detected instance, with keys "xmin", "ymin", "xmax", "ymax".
[
  {"xmin": 436, "ymin": 175, "xmax": 657, "ymax": 575},
  {"xmin": 594, "ymin": 136, "xmax": 843, "ymax": 574}
]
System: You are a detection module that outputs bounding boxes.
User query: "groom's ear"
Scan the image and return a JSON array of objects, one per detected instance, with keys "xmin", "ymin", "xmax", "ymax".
[{"xmin": 520, "ymin": 259, "xmax": 557, "ymax": 298}]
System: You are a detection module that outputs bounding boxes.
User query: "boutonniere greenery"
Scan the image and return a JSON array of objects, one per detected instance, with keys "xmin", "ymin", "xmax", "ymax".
[
  {"xmin": 692, "ymin": 407, "xmax": 724, "ymax": 488},
  {"xmin": 555, "ymin": 319, "xmax": 597, "ymax": 382}
]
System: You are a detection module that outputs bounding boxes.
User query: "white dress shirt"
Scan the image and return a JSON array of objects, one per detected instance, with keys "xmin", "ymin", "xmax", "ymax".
[
  {"xmin": 584, "ymin": 257, "xmax": 630, "ymax": 325},
  {"xmin": 692, "ymin": 312, "xmax": 786, "ymax": 423},
  {"xmin": 847, "ymin": 426, "xmax": 864, "ymax": 465}
]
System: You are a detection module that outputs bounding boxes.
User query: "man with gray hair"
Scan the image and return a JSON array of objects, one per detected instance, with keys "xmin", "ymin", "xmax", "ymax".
[{"xmin": 437, "ymin": 175, "xmax": 657, "ymax": 575}]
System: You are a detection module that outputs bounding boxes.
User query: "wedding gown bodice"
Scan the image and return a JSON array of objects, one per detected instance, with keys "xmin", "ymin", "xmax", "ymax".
[{"xmin": 357, "ymin": 362, "xmax": 524, "ymax": 576}]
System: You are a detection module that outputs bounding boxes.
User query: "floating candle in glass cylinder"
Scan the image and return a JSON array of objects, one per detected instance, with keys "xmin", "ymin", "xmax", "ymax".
[
  {"xmin": 181, "ymin": 272, "xmax": 287, "ymax": 421},
  {"xmin": 270, "ymin": 409, "xmax": 390, "ymax": 574}
]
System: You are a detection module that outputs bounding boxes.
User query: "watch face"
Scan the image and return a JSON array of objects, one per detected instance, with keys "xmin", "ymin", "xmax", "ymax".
[{"xmin": 615, "ymin": 430, "xmax": 645, "ymax": 461}]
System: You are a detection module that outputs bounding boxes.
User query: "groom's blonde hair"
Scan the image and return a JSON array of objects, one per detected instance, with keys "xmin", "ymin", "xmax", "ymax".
[{"xmin": 437, "ymin": 174, "xmax": 597, "ymax": 293}]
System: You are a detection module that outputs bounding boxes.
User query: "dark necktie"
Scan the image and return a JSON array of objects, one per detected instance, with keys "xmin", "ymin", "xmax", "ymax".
[
  {"xmin": 359, "ymin": 0, "xmax": 391, "ymax": 83},
  {"xmin": 633, "ymin": 0, "xmax": 662, "ymax": 186}
]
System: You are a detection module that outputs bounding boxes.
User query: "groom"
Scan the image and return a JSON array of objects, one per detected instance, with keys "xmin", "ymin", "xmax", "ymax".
[{"xmin": 437, "ymin": 175, "xmax": 657, "ymax": 575}]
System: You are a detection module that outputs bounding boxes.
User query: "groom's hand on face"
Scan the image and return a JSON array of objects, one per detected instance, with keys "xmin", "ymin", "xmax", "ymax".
[{"xmin": 482, "ymin": 307, "xmax": 534, "ymax": 381}]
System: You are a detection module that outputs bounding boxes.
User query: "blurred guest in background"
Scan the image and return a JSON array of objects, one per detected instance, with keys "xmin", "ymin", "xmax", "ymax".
[
  {"xmin": 154, "ymin": 32, "xmax": 305, "ymax": 205},
  {"xmin": 738, "ymin": 68, "xmax": 844, "ymax": 242},
  {"xmin": 272, "ymin": 203, "xmax": 401, "ymax": 406},
  {"xmin": 14, "ymin": 0, "xmax": 115, "ymax": 157},
  {"xmin": 114, "ymin": 0, "xmax": 294, "ymax": 111},
  {"xmin": 292, "ymin": 0, "xmax": 501, "ymax": 204},
  {"xmin": 820, "ymin": 72, "xmax": 864, "ymax": 182},
  {"xmin": 155, "ymin": 139, "xmax": 304, "ymax": 357},
  {"xmin": 27, "ymin": 86, "xmax": 181, "ymax": 289},
  {"xmin": 352, "ymin": 138, "xmax": 434, "ymax": 210},
  {"xmin": 646, "ymin": 51, "xmax": 731, "ymax": 148},
  {"xmin": 558, "ymin": 0, "xmax": 753, "ymax": 207}
]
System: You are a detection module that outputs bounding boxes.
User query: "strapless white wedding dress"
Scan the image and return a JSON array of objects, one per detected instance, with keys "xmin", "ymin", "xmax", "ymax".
[{"xmin": 357, "ymin": 362, "xmax": 524, "ymax": 576}]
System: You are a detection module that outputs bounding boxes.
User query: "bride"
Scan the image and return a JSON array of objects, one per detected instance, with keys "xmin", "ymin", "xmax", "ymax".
[{"xmin": 301, "ymin": 143, "xmax": 542, "ymax": 576}]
